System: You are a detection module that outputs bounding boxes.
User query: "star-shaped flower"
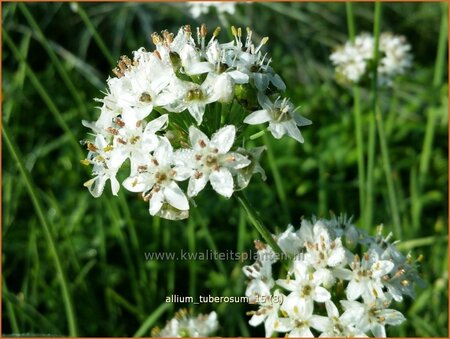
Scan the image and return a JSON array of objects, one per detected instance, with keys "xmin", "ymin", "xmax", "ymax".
[{"xmin": 244, "ymin": 93, "xmax": 311, "ymax": 143}]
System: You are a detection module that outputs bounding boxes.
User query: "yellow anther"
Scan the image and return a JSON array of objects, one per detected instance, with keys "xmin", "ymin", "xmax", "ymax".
[
  {"xmin": 213, "ymin": 26, "xmax": 221, "ymax": 37},
  {"xmin": 83, "ymin": 178, "xmax": 95, "ymax": 188},
  {"xmin": 200, "ymin": 24, "xmax": 207, "ymax": 37}
]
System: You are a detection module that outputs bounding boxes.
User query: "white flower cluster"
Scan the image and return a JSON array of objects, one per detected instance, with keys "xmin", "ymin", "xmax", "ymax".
[
  {"xmin": 330, "ymin": 32, "xmax": 412, "ymax": 86},
  {"xmin": 151, "ymin": 309, "xmax": 218, "ymax": 337},
  {"xmin": 82, "ymin": 24, "xmax": 311, "ymax": 220},
  {"xmin": 187, "ymin": 1, "xmax": 236, "ymax": 19},
  {"xmin": 243, "ymin": 216, "xmax": 423, "ymax": 337}
]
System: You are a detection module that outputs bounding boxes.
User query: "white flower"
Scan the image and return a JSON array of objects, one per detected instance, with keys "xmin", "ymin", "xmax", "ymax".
[
  {"xmin": 330, "ymin": 32, "xmax": 412, "ymax": 86},
  {"xmin": 276, "ymin": 224, "xmax": 303, "ymax": 257},
  {"xmin": 276, "ymin": 261, "xmax": 331, "ymax": 311},
  {"xmin": 153, "ymin": 309, "xmax": 218, "ymax": 337},
  {"xmin": 244, "ymin": 216, "xmax": 420, "ymax": 337},
  {"xmin": 170, "ymin": 73, "xmax": 233, "ymax": 124},
  {"xmin": 248, "ymin": 290, "xmax": 289, "ymax": 337},
  {"xmin": 231, "ymin": 146, "xmax": 267, "ymax": 191},
  {"xmin": 110, "ymin": 114, "xmax": 169, "ymax": 174},
  {"xmin": 244, "ymin": 94, "xmax": 311, "ymax": 143},
  {"xmin": 319, "ymin": 301, "xmax": 368, "ymax": 337},
  {"xmin": 83, "ymin": 134, "xmax": 120, "ymax": 197},
  {"xmin": 340, "ymin": 299, "xmax": 406, "ymax": 337},
  {"xmin": 333, "ymin": 250, "xmax": 394, "ymax": 303},
  {"xmin": 300, "ymin": 220, "xmax": 347, "ymax": 268},
  {"xmin": 122, "ymin": 137, "xmax": 190, "ymax": 217},
  {"xmin": 378, "ymin": 32, "xmax": 413, "ymax": 86},
  {"xmin": 297, "ymin": 220, "xmax": 347, "ymax": 288},
  {"xmin": 187, "ymin": 1, "xmax": 236, "ymax": 19},
  {"xmin": 83, "ymin": 24, "xmax": 310, "ymax": 219},
  {"xmin": 175, "ymin": 125, "xmax": 250, "ymax": 198},
  {"xmin": 243, "ymin": 242, "xmax": 276, "ymax": 302},
  {"xmin": 279, "ymin": 296, "xmax": 329, "ymax": 337},
  {"xmin": 330, "ymin": 33, "xmax": 373, "ymax": 84}
]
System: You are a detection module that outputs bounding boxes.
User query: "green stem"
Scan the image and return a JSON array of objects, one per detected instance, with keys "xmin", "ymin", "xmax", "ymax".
[
  {"xmin": 3, "ymin": 279, "xmax": 20, "ymax": 334},
  {"xmin": 235, "ymin": 191, "xmax": 285, "ymax": 259},
  {"xmin": 75, "ymin": 3, "xmax": 116, "ymax": 67},
  {"xmin": 250, "ymin": 129, "xmax": 266, "ymax": 140},
  {"xmin": 318, "ymin": 156, "xmax": 327, "ymax": 215},
  {"xmin": 396, "ymin": 235, "xmax": 448, "ymax": 251},
  {"xmin": 187, "ymin": 218, "xmax": 197, "ymax": 302},
  {"xmin": 3, "ymin": 125, "xmax": 78, "ymax": 337},
  {"xmin": 365, "ymin": 1, "xmax": 382, "ymax": 229},
  {"xmin": 3, "ymin": 30, "xmax": 83, "ymax": 159},
  {"xmin": 353, "ymin": 87, "xmax": 365, "ymax": 219},
  {"xmin": 375, "ymin": 105, "xmax": 401, "ymax": 236},
  {"xmin": 419, "ymin": 2, "xmax": 447, "ymax": 187},
  {"xmin": 346, "ymin": 2, "xmax": 366, "ymax": 220},
  {"xmin": 18, "ymin": 3, "xmax": 88, "ymax": 117},
  {"xmin": 133, "ymin": 303, "xmax": 171, "ymax": 337},
  {"xmin": 345, "ymin": 2, "xmax": 356, "ymax": 40},
  {"xmin": 262, "ymin": 133, "xmax": 290, "ymax": 224}
]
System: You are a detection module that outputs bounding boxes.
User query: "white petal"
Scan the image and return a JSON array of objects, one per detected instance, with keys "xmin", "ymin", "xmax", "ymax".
[
  {"xmin": 95, "ymin": 135, "xmax": 108, "ymax": 149},
  {"xmin": 270, "ymin": 317, "xmax": 292, "ymax": 334},
  {"xmin": 371, "ymin": 323, "xmax": 386, "ymax": 338},
  {"xmin": 346, "ymin": 279, "xmax": 363, "ymax": 300},
  {"xmin": 289, "ymin": 327, "xmax": 314, "ymax": 338},
  {"xmin": 382, "ymin": 309, "xmax": 406, "ymax": 326},
  {"xmin": 270, "ymin": 73, "xmax": 286, "ymax": 91},
  {"xmin": 313, "ymin": 286, "xmax": 331, "ymax": 302},
  {"xmin": 144, "ymin": 114, "xmax": 168, "ymax": 134},
  {"xmin": 154, "ymin": 138, "xmax": 173, "ymax": 166},
  {"xmin": 109, "ymin": 150, "xmax": 128, "ymax": 169},
  {"xmin": 268, "ymin": 122, "xmax": 285, "ymax": 139},
  {"xmin": 275, "ymin": 279, "xmax": 298, "ymax": 292},
  {"xmin": 164, "ymin": 182, "xmax": 189, "ymax": 211},
  {"xmin": 293, "ymin": 261, "xmax": 309, "ymax": 280},
  {"xmin": 189, "ymin": 125, "xmax": 210, "ymax": 149},
  {"xmin": 149, "ymin": 191, "xmax": 164, "ymax": 215},
  {"xmin": 254, "ymin": 73, "xmax": 270, "ymax": 91},
  {"xmin": 88, "ymin": 175, "xmax": 106, "ymax": 198},
  {"xmin": 248, "ymin": 313, "xmax": 265, "ymax": 327},
  {"xmin": 294, "ymin": 113, "xmax": 312, "ymax": 127},
  {"xmin": 173, "ymin": 165, "xmax": 192, "ymax": 181},
  {"xmin": 244, "ymin": 110, "xmax": 271, "ymax": 125},
  {"xmin": 226, "ymin": 152, "xmax": 251, "ymax": 169},
  {"xmin": 187, "ymin": 61, "xmax": 214, "ymax": 75},
  {"xmin": 188, "ymin": 103, "xmax": 206, "ymax": 125},
  {"xmin": 110, "ymin": 176, "xmax": 120, "ymax": 196},
  {"xmin": 372, "ymin": 260, "xmax": 395, "ymax": 278},
  {"xmin": 210, "ymin": 168, "xmax": 234, "ymax": 198},
  {"xmin": 227, "ymin": 70, "xmax": 249, "ymax": 84},
  {"xmin": 327, "ymin": 246, "xmax": 346, "ymax": 267},
  {"xmin": 122, "ymin": 175, "xmax": 149, "ymax": 193},
  {"xmin": 332, "ymin": 267, "xmax": 353, "ymax": 280},
  {"xmin": 188, "ymin": 175, "xmax": 208, "ymax": 197},
  {"xmin": 257, "ymin": 93, "xmax": 274, "ymax": 111},
  {"xmin": 283, "ymin": 120, "xmax": 304, "ymax": 143},
  {"xmin": 310, "ymin": 315, "xmax": 330, "ymax": 332},
  {"xmin": 325, "ymin": 300, "xmax": 339, "ymax": 318},
  {"xmin": 210, "ymin": 125, "xmax": 235, "ymax": 153}
]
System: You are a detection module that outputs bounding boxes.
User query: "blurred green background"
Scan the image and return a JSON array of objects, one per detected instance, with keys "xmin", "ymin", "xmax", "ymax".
[{"xmin": 2, "ymin": 2, "xmax": 448, "ymax": 337}]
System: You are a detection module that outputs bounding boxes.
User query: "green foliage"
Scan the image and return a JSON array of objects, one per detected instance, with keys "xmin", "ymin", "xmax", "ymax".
[{"xmin": 2, "ymin": 2, "xmax": 448, "ymax": 337}]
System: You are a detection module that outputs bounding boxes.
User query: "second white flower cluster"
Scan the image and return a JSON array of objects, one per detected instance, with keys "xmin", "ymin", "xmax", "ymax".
[
  {"xmin": 243, "ymin": 216, "xmax": 422, "ymax": 337},
  {"xmin": 330, "ymin": 32, "xmax": 412, "ymax": 86}
]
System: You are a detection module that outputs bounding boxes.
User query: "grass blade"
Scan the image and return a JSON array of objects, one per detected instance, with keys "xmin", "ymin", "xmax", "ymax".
[{"xmin": 2, "ymin": 124, "xmax": 78, "ymax": 336}]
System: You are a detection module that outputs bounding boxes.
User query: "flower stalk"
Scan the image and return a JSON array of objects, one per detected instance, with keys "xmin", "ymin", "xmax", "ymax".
[{"xmin": 235, "ymin": 191, "xmax": 285, "ymax": 258}]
